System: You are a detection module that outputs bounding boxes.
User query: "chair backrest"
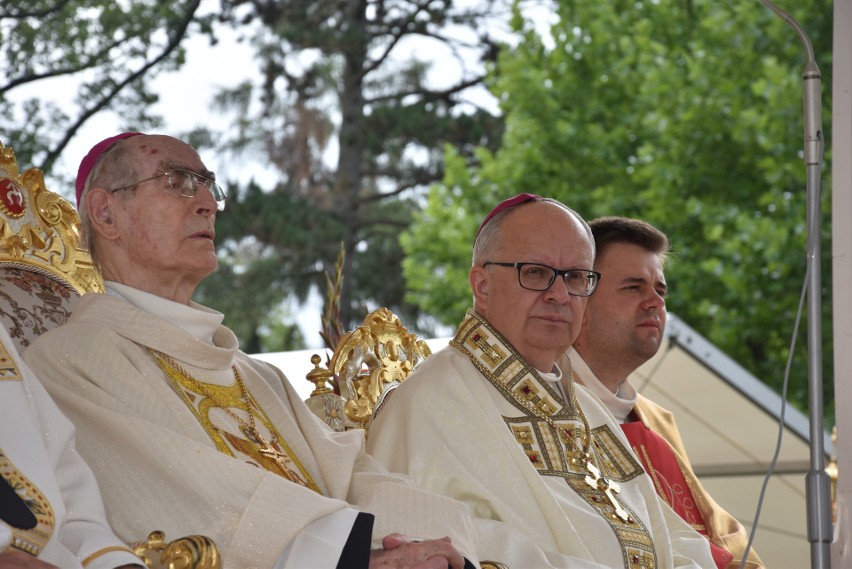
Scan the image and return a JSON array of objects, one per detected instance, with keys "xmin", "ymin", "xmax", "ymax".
[
  {"xmin": 0, "ymin": 141, "xmax": 104, "ymax": 353},
  {"xmin": 305, "ymin": 307, "xmax": 431, "ymax": 431}
]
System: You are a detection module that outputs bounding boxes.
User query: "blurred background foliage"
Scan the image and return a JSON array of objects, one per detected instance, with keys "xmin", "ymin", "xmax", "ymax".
[{"xmin": 0, "ymin": 0, "xmax": 834, "ymax": 421}]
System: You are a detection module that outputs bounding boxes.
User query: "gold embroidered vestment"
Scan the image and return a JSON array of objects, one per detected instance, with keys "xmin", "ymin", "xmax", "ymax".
[{"xmin": 452, "ymin": 310, "xmax": 658, "ymax": 568}]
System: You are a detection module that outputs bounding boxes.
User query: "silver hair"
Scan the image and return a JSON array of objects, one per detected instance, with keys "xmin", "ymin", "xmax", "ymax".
[{"xmin": 78, "ymin": 139, "xmax": 141, "ymax": 269}]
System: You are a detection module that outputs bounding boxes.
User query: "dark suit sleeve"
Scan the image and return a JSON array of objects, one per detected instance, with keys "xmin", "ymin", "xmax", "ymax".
[{"xmin": 336, "ymin": 512, "xmax": 374, "ymax": 569}]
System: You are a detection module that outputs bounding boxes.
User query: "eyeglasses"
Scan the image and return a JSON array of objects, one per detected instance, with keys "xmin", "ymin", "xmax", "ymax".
[
  {"xmin": 111, "ymin": 168, "xmax": 226, "ymax": 211},
  {"xmin": 483, "ymin": 261, "xmax": 601, "ymax": 297}
]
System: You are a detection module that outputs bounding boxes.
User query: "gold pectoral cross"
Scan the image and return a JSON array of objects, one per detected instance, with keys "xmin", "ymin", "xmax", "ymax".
[
  {"xmin": 584, "ymin": 459, "xmax": 630, "ymax": 522},
  {"xmin": 239, "ymin": 426, "xmax": 312, "ymax": 489}
]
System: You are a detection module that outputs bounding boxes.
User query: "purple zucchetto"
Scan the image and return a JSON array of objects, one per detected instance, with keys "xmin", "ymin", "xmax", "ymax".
[
  {"xmin": 75, "ymin": 132, "xmax": 144, "ymax": 207},
  {"xmin": 475, "ymin": 193, "xmax": 544, "ymax": 239}
]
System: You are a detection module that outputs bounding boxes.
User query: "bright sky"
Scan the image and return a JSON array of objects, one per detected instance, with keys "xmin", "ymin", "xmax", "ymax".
[
  {"xmin": 51, "ymin": 26, "xmax": 264, "ymax": 195},
  {"xmin": 20, "ymin": 1, "xmax": 556, "ymax": 350},
  {"xmin": 52, "ymin": 0, "xmax": 557, "ymax": 187}
]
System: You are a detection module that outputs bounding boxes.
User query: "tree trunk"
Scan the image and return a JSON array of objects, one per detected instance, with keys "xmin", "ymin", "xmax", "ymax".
[{"xmin": 335, "ymin": 0, "xmax": 369, "ymax": 328}]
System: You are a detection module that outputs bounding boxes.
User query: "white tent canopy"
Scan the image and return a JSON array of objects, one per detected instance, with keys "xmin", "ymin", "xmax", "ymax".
[{"xmin": 639, "ymin": 314, "xmax": 830, "ymax": 569}]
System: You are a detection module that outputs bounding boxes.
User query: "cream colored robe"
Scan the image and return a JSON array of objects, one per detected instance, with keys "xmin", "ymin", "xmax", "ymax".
[
  {"xmin": 563, "ymin": 350, "xmax": 764, "ymax": 569},
  {"xmin": 367, "ymin": 346, "xmax": 715, "ymax": 569},
  {"xmin": 0, "ymin": 328, "xmax": 142, "ymax": 568},
  {"xmin": 24, "ymin": 294, "xmax": 476, "ymax": 568}
]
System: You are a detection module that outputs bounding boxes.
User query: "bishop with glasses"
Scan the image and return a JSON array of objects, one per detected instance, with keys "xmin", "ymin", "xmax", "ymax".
[{"xmin": 367, "ymin": 193, "xmax": 715, "ymax": 568}]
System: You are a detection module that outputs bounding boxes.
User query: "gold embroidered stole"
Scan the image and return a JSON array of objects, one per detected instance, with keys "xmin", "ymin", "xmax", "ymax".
[
  {"xmin": 452, "ymin": 309, "xmax": 658, "ymax": 568},
  {"xmin": 151, "ymin": 352, "xmax": 322, "ymax": 494}
]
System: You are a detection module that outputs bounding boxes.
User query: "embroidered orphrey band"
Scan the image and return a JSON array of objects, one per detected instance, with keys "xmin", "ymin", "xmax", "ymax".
[
  {"xmin": 451, "ymin": 309, "xmax": 657, "ymax": 568},
  {"xmin": 150, "ymin": 350, "xmax": 322, "ymax": 494}
]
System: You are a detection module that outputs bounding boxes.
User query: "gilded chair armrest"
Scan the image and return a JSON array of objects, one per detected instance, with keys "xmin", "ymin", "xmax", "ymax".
[{"xmin": 132, "ymin": 530, "xmax": 221, "ymax": 569}]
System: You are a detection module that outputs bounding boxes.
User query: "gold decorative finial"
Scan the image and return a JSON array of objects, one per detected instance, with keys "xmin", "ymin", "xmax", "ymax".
[
  {"xmin": 306, "ymin": 354, "xmax": 335, "ymax": 396},
  {"xmin": 329, "ymin": 307, "xmax": 432, "ymax": 430}
]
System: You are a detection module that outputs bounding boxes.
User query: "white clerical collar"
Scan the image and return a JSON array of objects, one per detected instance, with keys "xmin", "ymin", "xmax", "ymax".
[
  {"xmin": 105, "ymin": 281, "xmax": 225, "ymax": 344},
  {"xmin": 538, "ymin": 364, "xmax": 566, "ymax": 401},
  {"xmin": 567, "ymin": 348, "xmax": 637, "ymax": 423}
]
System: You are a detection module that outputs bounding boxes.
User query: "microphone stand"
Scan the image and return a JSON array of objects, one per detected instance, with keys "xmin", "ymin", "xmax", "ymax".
[{"xmin": 757, "ymin": 2, "xmax": 831, "ymax": 567}]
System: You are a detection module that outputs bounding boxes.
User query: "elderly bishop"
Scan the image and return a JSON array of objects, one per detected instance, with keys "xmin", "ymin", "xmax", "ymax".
[{"xmin": 367, "ymin": 194, "xmax": 715, "ymax": 568}]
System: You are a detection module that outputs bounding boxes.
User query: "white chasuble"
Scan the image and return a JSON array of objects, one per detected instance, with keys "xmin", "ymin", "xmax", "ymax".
[
  {"xmin": 368, "ymin": 309, "xmax": 715, "ymax": 569},
  {"xmin": 25, "ymin": 293, "xmax": 478, "ymax": 568}
]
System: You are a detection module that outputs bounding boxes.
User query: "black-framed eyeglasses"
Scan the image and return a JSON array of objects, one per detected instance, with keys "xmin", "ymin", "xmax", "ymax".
[
  {"xmin": 483, "ymin": 261, "xmax": 601, "ymax": 297},
  {"xmin": 110, "ymin": 168, "xmax": 226, "ymax": 211}
]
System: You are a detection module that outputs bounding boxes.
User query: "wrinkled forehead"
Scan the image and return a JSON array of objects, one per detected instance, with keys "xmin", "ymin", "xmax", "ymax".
[{"xmin": 127, "ymin": 135, "xmax": 206, "ymax": 173}]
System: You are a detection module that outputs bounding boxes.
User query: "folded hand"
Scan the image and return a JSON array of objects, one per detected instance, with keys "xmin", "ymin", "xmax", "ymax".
[{"xmin": 369, "ymin": 534, "xmax": 466, "ymax": 569}]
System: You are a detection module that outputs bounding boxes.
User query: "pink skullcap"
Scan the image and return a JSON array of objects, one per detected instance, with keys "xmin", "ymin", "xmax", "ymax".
[
  {"xmin": 75, "ymin": 132, "xmax": 144, "ymax": 207},
  {"xmin": 476, "ymin": 193, "xmax": 544, "ymax": 239}
]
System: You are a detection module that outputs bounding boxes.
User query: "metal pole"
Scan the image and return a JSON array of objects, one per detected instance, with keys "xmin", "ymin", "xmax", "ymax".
[{"xmin": 757, "ymin": 3, "xmax": 830, "ymax": 567}]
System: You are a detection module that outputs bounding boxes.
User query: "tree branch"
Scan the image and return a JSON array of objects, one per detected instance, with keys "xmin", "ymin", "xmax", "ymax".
[
  {"xmin": 366, "ymin": 72, "xmax": 487, "ymax": 105},
  {"xmin": 40, "ymin": 0, "xmax": 202, "ymax": 172},
  {"xmin": 0, "ymin": 0, "xmax": 74, "ymax": 19},
  {"xmin": 362, "ymin": 0, "xmax": 433, "ymax": 77},
  {"xmin": 0, "ymin": 38, "xmax": 126, "ymax": 94}
]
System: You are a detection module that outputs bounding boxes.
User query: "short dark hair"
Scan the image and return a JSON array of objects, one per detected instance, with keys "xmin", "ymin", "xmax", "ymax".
[{"xmin": 588, "ymin": 216, "xmax": 670, "ymax": 264}]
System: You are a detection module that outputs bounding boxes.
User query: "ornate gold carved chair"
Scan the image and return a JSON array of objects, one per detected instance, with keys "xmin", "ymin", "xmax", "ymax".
[
  {"xmin": 0, "ymin": 141, "xmax": 103, "ymax": 354},
  {"xmin": 305, "ymin": 312, "xmax": 508, "ymax": 569},
  {"xmin": 0, "ymin": 141, "xmax": 221, "ymax": 569},
  {"xmin": 305, "ymin": 307, "xmax": 432, "ymax": 431}
]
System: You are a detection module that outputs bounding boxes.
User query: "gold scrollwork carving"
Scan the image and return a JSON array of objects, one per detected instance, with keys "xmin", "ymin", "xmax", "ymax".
[
  {"xmin": 132, "ymin": 530, "xmax": 221, "ymax": 569},
  {"xmin": 323, "ymin": 307, "xmax": 431, "ymax": 430},
  {"xmin": 0, "ymin": 141, "xmax": 104, "ymax": 294}
]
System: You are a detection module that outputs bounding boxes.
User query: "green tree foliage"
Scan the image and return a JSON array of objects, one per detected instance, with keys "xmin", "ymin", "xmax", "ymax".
[
  {"xmin": 403, "ymin": 0, "xmax": 834, "ymax": 419},
  {"xmin": 193, "ymin": 0, "xmax": 506, "ymax": 339},
  {"xmin": 1, "ymin": 0, "xmax": 507, "ymax": 351},
  {"xmin": 0, "ymin": 0, "xmax": 211, "ymax": 190}
]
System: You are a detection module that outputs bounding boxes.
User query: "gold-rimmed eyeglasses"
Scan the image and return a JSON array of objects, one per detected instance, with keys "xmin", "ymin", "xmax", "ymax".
[{"xmin": 110, "ymin": 168, "xmax": 226, "ymax": 211}]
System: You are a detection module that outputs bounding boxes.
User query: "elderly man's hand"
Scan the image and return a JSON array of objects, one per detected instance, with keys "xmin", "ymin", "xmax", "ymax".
[
  {"xmin": 369, "ymin": 534, "xmax": 466, "ymax": 569},
  {"xmin": 0, "ymin": 549, "xmax": 58, "ymax": 568}
]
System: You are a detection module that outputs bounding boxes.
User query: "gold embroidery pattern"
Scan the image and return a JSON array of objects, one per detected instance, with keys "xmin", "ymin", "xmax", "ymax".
[
  {"xmin": 150, "ymin": 351, "xmax": 322, "ymax": 494},
  {"xmin": 593, "ymin": 426, "xmax": 645, "ymax": 483},
  {"xmin": 452, "ymin": 309, "xmax": 657, "ymax": 568},
  {"xmin": 0, "ymin": 449, "xmax": 54, "ymax": 556},
  {"xmin": 510, "ymin": 420, "xmax": 569, "ymax": 472},
  {"xmin": 564, "ymin": 469, "xmax": 657, "ymax": 567},
  {"xmin": 0, "ymin": 340, "xmax": 22, "ymax": 382},
  {"xmin": 462, "ymin": 324, "xmax": 507, "ymax": 368},
  {"xmin": 627, "ymin": 547, "xmax": 657, "ymax": 568},
  {"xmin": 514, "ymin": 378, "xmax": 559, "ymax": 416}
]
